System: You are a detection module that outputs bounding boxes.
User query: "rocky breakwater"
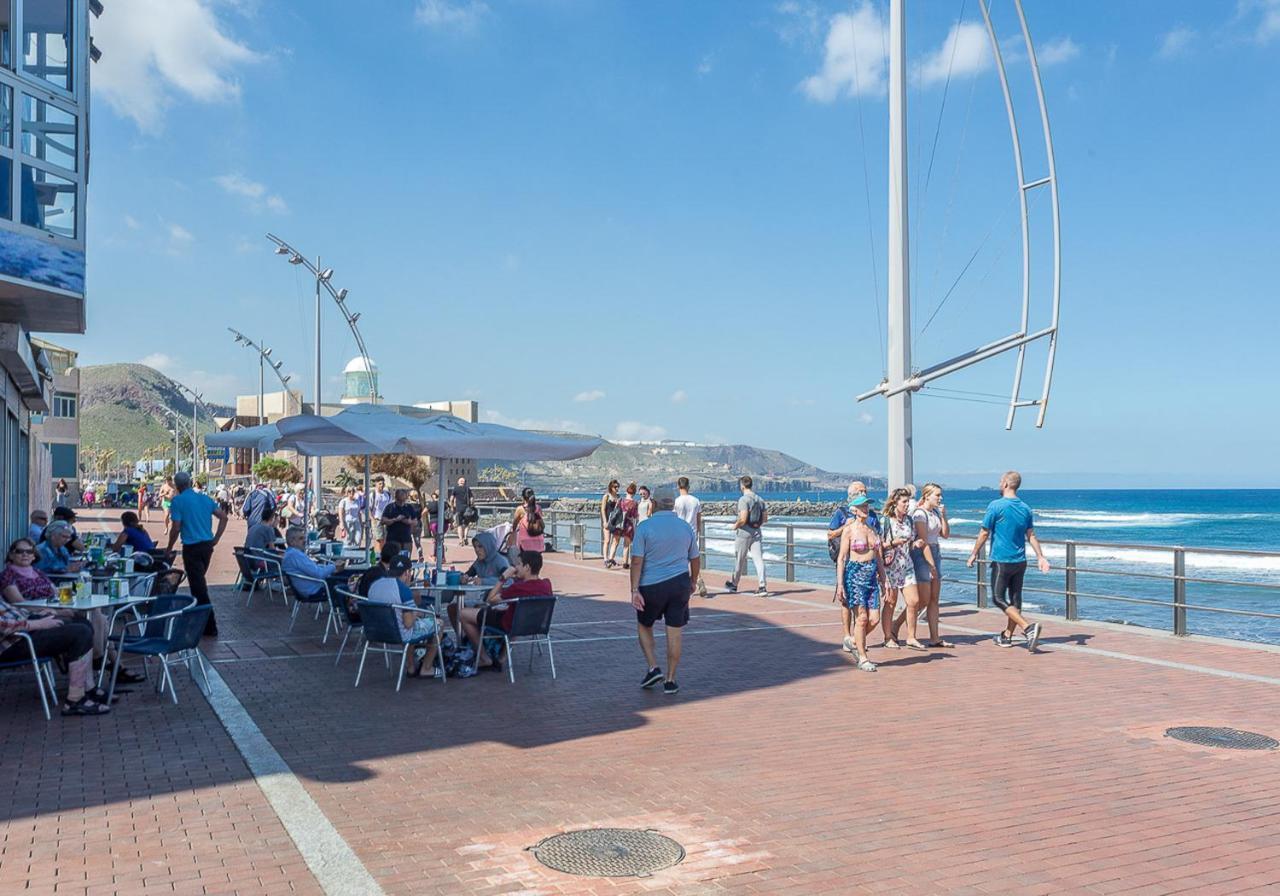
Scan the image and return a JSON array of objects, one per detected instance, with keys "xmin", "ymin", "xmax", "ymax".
[{"xmin": 547, "ymin": 498, "xmax": 847, "ymax": 519}]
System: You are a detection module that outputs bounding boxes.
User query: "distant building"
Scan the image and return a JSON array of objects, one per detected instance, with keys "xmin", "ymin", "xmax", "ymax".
[
  {"xmin": 28, "ymin": 338, "xmax": 79, "ymax": 506},
  {"xmin": 223, "ymin": 356, "xmax": 480, "ymax": 493},
  {"xmin": 0, "ymin": 3, "xmax": 94, "ymax": 538}
]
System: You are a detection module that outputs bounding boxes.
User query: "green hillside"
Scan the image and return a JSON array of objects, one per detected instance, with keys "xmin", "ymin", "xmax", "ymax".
[{"xmin": 79, "ymin": 364, "xmax": 233, "ymax": 466}]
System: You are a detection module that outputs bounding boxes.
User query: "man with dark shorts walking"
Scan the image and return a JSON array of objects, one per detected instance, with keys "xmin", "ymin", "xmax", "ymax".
[
  {"xmin": 166, "ymin": 471, "xmax": 228, "ymax": 637},
  {"xmin": 630, "ymin": 486, "xmax": 700, "ymax": 695},
  {"xmin": 966, "ymin": 470, "xmax": 1051, "ymax": 651}
]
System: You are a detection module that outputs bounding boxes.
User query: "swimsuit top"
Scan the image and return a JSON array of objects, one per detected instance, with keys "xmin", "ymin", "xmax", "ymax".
[{"xmin": 851, "ymin": 540, "xmax": 869, "ymax": 552}]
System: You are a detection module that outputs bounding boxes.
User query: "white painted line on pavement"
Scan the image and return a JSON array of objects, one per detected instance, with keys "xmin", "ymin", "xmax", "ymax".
[{"xmin": 201, "ymin": 663, "xmax": 385, "ymax": 896}]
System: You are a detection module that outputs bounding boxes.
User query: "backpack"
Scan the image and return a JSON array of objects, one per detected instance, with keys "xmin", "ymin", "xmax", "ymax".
[
  {"xmin": 524, "ymin": 504, "xmax": 544, "ymax": 537},
  {"xmin": 827, "ymin": 509, "xmax": 848, "ymax": 563},
  {"xmin": 746, "ymin": 496, "xmax": 765, "ymax": 529},
  {"xmin": 607, "ymin": 503, "xmax": 628, "ymax": 532}
]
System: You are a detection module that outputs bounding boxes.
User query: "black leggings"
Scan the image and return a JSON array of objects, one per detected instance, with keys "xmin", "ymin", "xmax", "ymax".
[
  {"xmin": 990, "ymin": 561, "xmax": 1028, "ymax": 612},
  {"xmin": 0, "ymin": 620, "xmax": 94, "ymax": 665}
]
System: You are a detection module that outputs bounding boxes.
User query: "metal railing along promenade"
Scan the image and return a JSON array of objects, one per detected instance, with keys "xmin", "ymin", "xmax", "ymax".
[{"xmin": 474, "ymin": 504, "xmax": 1280, "ymax": 640}]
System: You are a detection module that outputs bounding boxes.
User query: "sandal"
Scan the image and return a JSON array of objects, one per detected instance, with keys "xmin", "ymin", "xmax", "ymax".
[
  {"xmin": 86, "ymin": 687, "xmax": 124, "ymax": 704},
  {"xmin": 61, "ymin": 695, "xmax": 111, "ymax": 716},
  {"xmin": 882, "ymin": 639, "xmax": 901, "ymax": 650},
  {"xmin": 904, "ymin": 640, "xmax": 927, "ymax": 651},
  {"xmin": 114, "ymin": 667, "xmax": 146, "ymax": 685},
  {"xmin": 927, "ymin": 640, "xmax": 956, "ymax": 649}
]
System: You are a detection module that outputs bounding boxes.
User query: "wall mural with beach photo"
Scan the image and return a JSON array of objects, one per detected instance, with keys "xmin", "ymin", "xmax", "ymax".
[{"xmin": 0, "ymin": 228, "xmax": 86, "ymax": 295}]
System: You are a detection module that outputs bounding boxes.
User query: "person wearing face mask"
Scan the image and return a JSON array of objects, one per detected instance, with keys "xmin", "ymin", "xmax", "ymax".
[{"xmin": 835, "ymin": 495, "xmax": 888, "ymax": 672}]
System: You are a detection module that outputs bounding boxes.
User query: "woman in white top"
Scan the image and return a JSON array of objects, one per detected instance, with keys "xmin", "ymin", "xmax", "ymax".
[
  {"xmin": 908, "ymin": 483, "xmax": 952, "ymax": 648},
  {"xmin": 635, "ymin": 486, "xmax": 654, "ymax": 525},
  {"xmin": 881, "ymin": 489, "xmax": 925, "ymax": 650}
]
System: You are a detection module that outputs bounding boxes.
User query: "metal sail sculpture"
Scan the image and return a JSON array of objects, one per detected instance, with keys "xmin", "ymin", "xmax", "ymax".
[{"xmin": 856, "ymin": 0, "xmax": 1061, "ymax": 488}]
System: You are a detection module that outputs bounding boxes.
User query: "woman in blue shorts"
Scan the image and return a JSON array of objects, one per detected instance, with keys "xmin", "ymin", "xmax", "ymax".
[{"xmin": 836, "ymin": 495, "xmax": 888, "ymax": 672}]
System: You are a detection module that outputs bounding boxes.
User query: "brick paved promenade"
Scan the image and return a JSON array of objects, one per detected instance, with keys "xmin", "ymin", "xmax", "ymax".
[{"xmin": 2, "ymin": 513, "xmax": 1278, "ymax": 895}]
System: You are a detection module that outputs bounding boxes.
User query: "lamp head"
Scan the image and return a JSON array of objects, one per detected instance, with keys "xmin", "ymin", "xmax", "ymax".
[
  {"xmin": 349, "ymin": 312, "xmax": 360, "ymax": 324},
  {"xmin": 274, "ymin": 246, "xmax": 289, "ymax": 255},
  {"xmin": 288, "ymin": 254, "xmax": 304, "ymax": 265},
  {"xmin": 319, "ymin": 268, "xmax": 334, "ymax": 282},
  {"xmin": 263, "ymin": 347, "xmax": 272, "ymax": 357},
  {"xmin": 335, "ymin": 288, "xmax": 348, "ymax": 301}
]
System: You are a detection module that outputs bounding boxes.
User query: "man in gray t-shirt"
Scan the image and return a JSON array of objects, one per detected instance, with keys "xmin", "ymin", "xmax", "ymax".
[{"xmin": 725, "ymin": 476, "xmax": 768, "ymax": 595}]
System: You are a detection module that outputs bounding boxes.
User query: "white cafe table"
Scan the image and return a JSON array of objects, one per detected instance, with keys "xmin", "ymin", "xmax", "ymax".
[{"xmin": 417, "ymin": 583, "xmax": 492, "ymax": 635}]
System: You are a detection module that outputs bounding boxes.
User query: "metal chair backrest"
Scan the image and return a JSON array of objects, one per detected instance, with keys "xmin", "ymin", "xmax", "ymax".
[
  {"xmin": 153, "ymin": 569, "xmax": 186, "ymax": 595},
  {"xmin": 333, "ymin": 588, "xmax": 362, "ymax": 627},
  {"xmin": 288, "ymin": 572, "xmax": 330, "ymax": 602},
  {"xmin": 356, "ymin": 600, "xmax": 404, "ymax": 645},
  {"xmin": 164, "ymin": 605, "xmax": 213, "ymax": 651},
  {"xmin": 142, "ymin": 595, "xmax": 193, "ymax": 639},
  {"xmin": 132, "ymin": 573, "xmax": 157, "ymax": 598},
  {"xmin": 232, "ymin": 547, "xmax": 257, "ymax": 580},
  {"xmin": 505, "ymin": 595, "xmax": 557, "ymax": 638}
]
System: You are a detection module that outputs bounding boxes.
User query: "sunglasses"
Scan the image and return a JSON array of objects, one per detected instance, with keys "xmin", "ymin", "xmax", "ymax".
[{"xmin": 11, "ymin": 548, "xmax": 35, "ymax": 555}]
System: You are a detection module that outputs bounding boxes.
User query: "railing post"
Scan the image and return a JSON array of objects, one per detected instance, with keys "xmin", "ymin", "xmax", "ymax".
[
  {"xmin": 785, "ymin": 525, "xmax": 795, "ymax": 582},
  {"xmin": 698, "ymin": 516, "xmax": 706, "ymax": 562},
  {"xmin": 975, "ymin": 541, "xmax": 988, "ymax": 608},
  {"xmin": 1173, "ymin": 548, "xmax": 1187, "ymax": 636},
  {"xmin": 1065, "ymin": 541, "xmax": 1078, "ymax": 621}
]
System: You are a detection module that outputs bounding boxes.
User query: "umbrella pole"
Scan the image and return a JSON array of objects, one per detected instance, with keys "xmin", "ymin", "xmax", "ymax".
[
  {"xmin": 435, "ymin": 460, "xmax": 447, "ymax": 570},
  {"xmin": 364, "ymin": 455, "xmax": 371, "ymax": 555}
]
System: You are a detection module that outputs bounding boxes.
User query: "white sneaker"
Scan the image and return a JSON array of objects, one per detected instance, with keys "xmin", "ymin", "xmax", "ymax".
[
  {"xmin": 856, "ymin": 657, "xmax": 878, "ymax": 672},
  {"xmin": 842, "ymin": 636, "xmax": 855, "ymax": 654}
]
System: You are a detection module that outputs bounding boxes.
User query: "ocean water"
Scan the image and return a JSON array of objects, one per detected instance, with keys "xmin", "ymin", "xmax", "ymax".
[{"xmin": 550, "ymin": 489, "xmax": 1280, "ymax": 644}]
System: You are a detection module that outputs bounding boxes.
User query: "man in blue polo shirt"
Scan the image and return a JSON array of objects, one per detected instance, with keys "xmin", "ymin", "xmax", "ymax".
[
  {"xmin": 966, "ymin": 470, "xmax": 1051, "ymax": 652},
  {"xmin": 166, "ymin": 471, "xmax": 229, "ymax": 637},
  {"xmin": 630, "ymin": 485, "xmax": 700, "ymax": 696}
]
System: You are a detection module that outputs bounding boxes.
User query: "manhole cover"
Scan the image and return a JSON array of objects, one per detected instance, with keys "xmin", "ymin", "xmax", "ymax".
[
  {"xmin": 1165, "ymin": 726, "xmax": 1278, "ymax": 751},
  {"xmin": 529, "ymin": 828, "xmax": 685, "ymax": 877}
]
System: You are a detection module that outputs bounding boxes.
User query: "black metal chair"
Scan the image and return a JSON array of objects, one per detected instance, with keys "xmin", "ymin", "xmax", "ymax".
[
  {"xmin": 354, "ymin": 600, "xmax": 444, "ymax": 691},
  {"xmin": 287, "ymin": 573, "xmax": 340, "ymax": 642},
  {"xmin": 107, "ymin": 600, "xmax": 206, "ymax": 704},
  {"xmin": 331, "ymin": 587, "xmax": 365, "ymax": 665},
  {"xmin": 234, "ymin": 547, "xmax": 284, "ymax": 607},
  {"xmin": 480, "ymin": 595, "xmax": 557, "ymax": 683}
]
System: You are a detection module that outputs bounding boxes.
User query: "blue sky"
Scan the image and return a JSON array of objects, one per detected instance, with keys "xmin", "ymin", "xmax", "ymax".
[{"xmin": 65, "ymin": 1, "xmax": 1280, "ymax": 486}]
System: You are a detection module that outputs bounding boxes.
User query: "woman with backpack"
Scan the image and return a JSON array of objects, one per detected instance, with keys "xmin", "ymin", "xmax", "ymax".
[
  {"xmin": 512, "ymin": 487, "xmax": 545, "ymax": 557},
  {"xmin": 601, "ymin": 480, "xmax": 622, "ymax": 568},
  {"xmin": 616, "ymin": 483, "xmax": 640, "ymax": 569}
]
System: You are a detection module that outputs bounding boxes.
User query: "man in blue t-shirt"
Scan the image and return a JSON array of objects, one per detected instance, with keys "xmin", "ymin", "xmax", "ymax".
[
  {"xmin": 630, "ymin": 486, "xmax": 701, "ymax": 696},
  {"xmin": 166, "ymin": 471, "xmax": 229, "ymax": 637},
  {"xmin": 966, "ymin": 470, "xmax": 1051, "ymax": 651}
]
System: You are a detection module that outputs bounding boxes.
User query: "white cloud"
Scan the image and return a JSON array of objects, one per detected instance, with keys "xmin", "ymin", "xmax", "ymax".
[
  {"xmin": 1242, "ymin": 0, "xmax": 1280, "ymax": 44},
  {"xmin": 670, "ymin": 390, "xmax": 687, "ymax": 404},
  {"xmin": 415, "ymin": 0, "xmax": 489, "ymax": 30},
  {"xmin": 857, "ymin": 412, "xmax": 874, "ymax": 425},
  {"xmin": 573, "ymin": 390, "xmax": 606, "ymax": 403},
  {"xmin": 123, "ymin": 215, "xmax": 142, "ymax": 230},
  {"xmin": 167, "ymin": 223, "xmax": 194, "ymax": 253},
  {"xmin": 91, "ymin": 0, "xmax": 261, "ymax": 134},
  {"xmin": 482, "ymin": 409, "xmax": 590, "ymax": 434},
  {"xmin": 915, "ymin": 21, "xmax": 991, "ymax": 87},
  {"xmin": 140, "ymin": 353, "xmax": 177, "ymax": 372},
  {"xmin": 215, "ymin": 173, "xmax": 288, "ymax": 213},
  {"xmin": 696, "ymin": 54, "xmax": 714, "ymax": 77},
  {"xmin": 775, "ymin": 1, "xmax": 823, "ymax": 47},
  {"xmin": 1157, "ymin": 27, "xmax": 1195, "ymax": 59},
  {"xmin": 800, "ymin": 2, "xmax": 887, "ymax": 102},
  {"xmin": 613, "ymin": 421, "xmax": 668, "ymax": 441},
  {"xmin": 1038, "ymin": 36, "xmax": 1081, "ymax": 66}
]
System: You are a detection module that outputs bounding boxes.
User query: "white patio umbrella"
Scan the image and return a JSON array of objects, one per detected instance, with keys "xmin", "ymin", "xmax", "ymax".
[{"xmin": 210, "ymin": 404, "xmax": 602, "ymax": 566}]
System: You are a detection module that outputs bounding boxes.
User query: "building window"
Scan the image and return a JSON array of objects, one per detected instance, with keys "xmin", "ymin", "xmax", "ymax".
[
  {"xmin": 1, "ymin": 1, "xmax": 11, "ymax": 69},
  {"xmin": 21, "ymin": 0, "xmax": 72, "ymax": 93},
  {"xmin": 20, "ymin": 162, "xmax": 74, "ymax": 237},
  {"xmin": 21, "ymin": 93, "xmax": 75, "ymax": 171},
  {"xmin": 52, "ymin": 390, "xmax": 74, "ymax": 417},
  {"xmin": 1, "ymin": 83, "xmax": 11, "ymax": 146},
  {"xmin": 49, "ymin": 440, "xmax": 74, "ymax": 478}
]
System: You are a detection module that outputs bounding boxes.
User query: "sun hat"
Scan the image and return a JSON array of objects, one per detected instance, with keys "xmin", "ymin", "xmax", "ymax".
[{"xmin": 849, "ymin": 494, "xmax": 873, "ymax": 508}]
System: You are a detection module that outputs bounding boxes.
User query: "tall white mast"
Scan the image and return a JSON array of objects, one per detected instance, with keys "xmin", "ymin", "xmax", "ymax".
[{"xmin": 886, "ymin": 0, "xmax": 913, "ymax": 488}]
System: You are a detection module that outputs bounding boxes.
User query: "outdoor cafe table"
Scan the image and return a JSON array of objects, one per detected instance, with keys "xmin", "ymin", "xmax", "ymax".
[
  {"xmin": 17, "ymin": 593, "xmax": 148, "ymax": 613},
  {"xmin": 417, "ymin": 583, "xmax": 491, "ymax": 635}
]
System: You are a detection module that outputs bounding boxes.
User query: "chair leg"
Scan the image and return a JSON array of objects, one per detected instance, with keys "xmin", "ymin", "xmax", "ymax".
[
  {"xmin": 354, "ymin": 641, "xmax": 369, "ymax": 687},
  {"xmin": 505, "ymin": 636, "xmax": 515, "ymax": 683},
  {"xmin": 321, "ymin": 608, "xmax": 334, "ymax": 645},
  {"xmin": 194, "ymin": 651, "xmax": 211, "ymax": 695},
  {"xmin": 31, "ymin": 658, "xmax": 51, "ymax": 721},
  {"xmin": 435, "ymin": 627, "xmax": 445, "ymax": 684},
  {"xmin": 334, "ymin": 626, "xmax": 352, "ymax": 666},
  {"xmin": 107, "ymin": 643, "xmax": 124, "ymax": 704},
  {"xmin": 289, "ymin": 601, "xmax": 301, "ymax": 632},
  {"xmin": 163, "ymin": 659, "xmax": 179, "ymax": 705},
  {"xmin": 546, "ymin": 637, "xmax": 556, "ymax": 679},
  {"xmin": 395, "ymin": 646, "xmax": 409, "ymax": 692}
]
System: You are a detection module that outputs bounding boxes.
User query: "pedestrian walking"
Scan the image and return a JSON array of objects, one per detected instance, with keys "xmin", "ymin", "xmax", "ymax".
[
  {"xmin": 450, "ymin": 476, "xmax": 475, "ymax": 547},
  {"xmin": 835, "ymin": 494, "xmax": 887, "ymax": 671},
  {"xmin": 828, "ymin": 481, "xmax": 878, "ymax": 620},
  {"xmin": 601, "ymin": 480, "xmax": 622, "ymax": 567},
  {"xmin": 338, "ymin": 487, "xmax": 363, "ymax": 546},
  {"xmin": 966, "ymin": 471, "xmax": 1051, "ymax": 651},
  {"xmin": 725, "ymin": 476, "xmax": 768, "ymax": 595},
  {"xmin": 630, "ymin": 485, "xmax": 700, "ymax": 695},
  {"xmin": 673, "ymin": 477, "xmax": 707, "ymax": 597},
  {"xmin": 911, "ymin": 483, "xmax": 953, "ymax": 649},
  {"xmin": 137, "ymin": 483, "xmax": 150, "ymax": 522},
  {"xmin": 164, "ymin": 471, "xmax": 228, "ymax": 637},
  {"xmin": 159, "ymin": 476, "xmax": 175, "ymax": 527},
  {"xmin": 370, "ymin": 479, "xmax": 393, "ymax": 549},
  {"xmin": 512, "ymin": 487, "xmax": 545, "ymax": 557},
  {"xmin": 617, "ymin": 483, "xmax": 640, "ymax": 568},
  {"xmin": 636, "ymin": 486, "xmax": 654, "ymax": 524},
  {"xmin": 240, "ymin": 481, "xmax": 276, "ymax": 529},
  {"xmin": 880, "ymin": 489, "xmax": 924, "ymax": 650}
]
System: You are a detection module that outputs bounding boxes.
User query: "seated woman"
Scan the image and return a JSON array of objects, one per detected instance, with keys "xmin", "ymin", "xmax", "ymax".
[
  {"xmin": 461, "ymin": 531, "xmax": 510, "ymax": 585},
  {"xmin": 357, "ymin": 542, "xmax": 402, "ymax": 597},
  {"xmin": 366, "ymin": 557, "xmax": 440, "ymax": 677},
  {"xmin": 0, "ymin": 593, "xmax": 110, "ymax": 715},
  {"xmin": 111, "ymin": 511, "xmax": 157, "ymax": 555},
  {"xmin": 458, "ymin": 550, "xmax": 552, "ymax": 672},
  {"xmin": 1, "ymin": 539, "xmax": 56, "ymax": 602},
  {"xmin": 35, "ymin": 522, "xmax": 81, "ymax": 575}
]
